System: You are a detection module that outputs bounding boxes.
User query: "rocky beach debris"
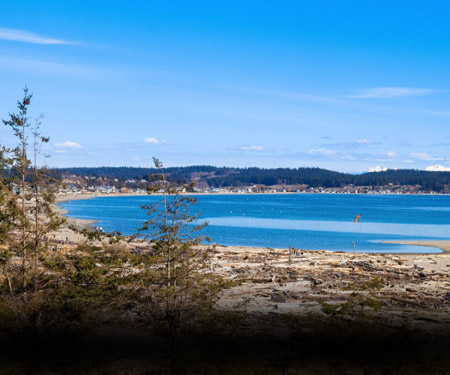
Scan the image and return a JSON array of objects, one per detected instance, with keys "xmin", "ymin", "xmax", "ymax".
[
  {"xmin": 209, "ymin": 246, "xmax": 450, "ymax": 329},
  {"xmin": 42, "ymin": 226, "xmax": 450, "ymax": 331}
]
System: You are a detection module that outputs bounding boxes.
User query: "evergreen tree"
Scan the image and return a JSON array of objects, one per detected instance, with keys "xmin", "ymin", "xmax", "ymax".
[
  {"xmin": 137, "ymin": 158, "xmax": 221, "ymax": 336},
  {"xmin": 30, "ymin": 115, "xmax": 65, "ymax": 288},
  {"xmin": 0, "ymin": 88, "xmax": 64, "ymax": 293},
  {"xmin": 2, "ymin": 87, "xmax": 33, "ymax": 288}
]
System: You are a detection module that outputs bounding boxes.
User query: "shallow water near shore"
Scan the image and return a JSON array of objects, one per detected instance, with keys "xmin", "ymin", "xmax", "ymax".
[{"xmin": 59, "ymin": 194, "xmax": 450, "ymax": 253}]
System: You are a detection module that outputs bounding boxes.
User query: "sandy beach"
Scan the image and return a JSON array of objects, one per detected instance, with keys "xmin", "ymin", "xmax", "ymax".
[{"xmin": 206, "ymin": 245, "xmax": 450, "ymax": 329}]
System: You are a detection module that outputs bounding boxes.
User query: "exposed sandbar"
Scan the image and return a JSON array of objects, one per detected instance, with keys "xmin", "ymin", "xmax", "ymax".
[{"xmin": 382, "ymin": 240, "xmax": 450, "ymax": 254}]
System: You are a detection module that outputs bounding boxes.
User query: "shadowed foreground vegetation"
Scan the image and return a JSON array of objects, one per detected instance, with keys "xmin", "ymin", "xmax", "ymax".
[
  {"xmin": 0, "ymin": 242, "xmax": 450, "ymax": 374},
  {"xmin": 0, "ymin": 306, "xmax": 449, "ymax": 374}
]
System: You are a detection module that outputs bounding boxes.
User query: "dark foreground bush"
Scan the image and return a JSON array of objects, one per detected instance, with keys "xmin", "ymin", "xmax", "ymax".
[{"xmin": 1, "ymin": 311, "xmax": 449, "ymax": 375}]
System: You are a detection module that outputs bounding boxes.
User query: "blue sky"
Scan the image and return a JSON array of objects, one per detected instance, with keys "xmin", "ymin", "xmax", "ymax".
[{"xmin": 1, "ymin": 1, "xmax": 450, "ymax": 172}]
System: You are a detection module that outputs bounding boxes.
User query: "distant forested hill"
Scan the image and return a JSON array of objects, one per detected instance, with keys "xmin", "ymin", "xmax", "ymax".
[{"xmin": 56, "ymin": 166, "xmax": 450, "ymax": 191}]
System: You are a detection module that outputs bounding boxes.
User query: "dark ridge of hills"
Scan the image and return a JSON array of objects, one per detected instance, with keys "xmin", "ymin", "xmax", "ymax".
[{"xmin": 55, "ymin": 166, "xmax": 450, "ymax": 192}]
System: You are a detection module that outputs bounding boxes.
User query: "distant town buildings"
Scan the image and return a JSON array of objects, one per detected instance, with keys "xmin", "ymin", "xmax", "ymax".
[{"xmin": 58, "ymin": 173, "xmax": 432, "ymax": 197}]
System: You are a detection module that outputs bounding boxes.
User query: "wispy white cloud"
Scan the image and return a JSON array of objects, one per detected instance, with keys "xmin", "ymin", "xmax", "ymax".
[
  {"xmin": 321, "ymin": 139, "xmax": 382, "ymax": 150},
  {"xmin": 308, "ymin": 148, "xmax": 364, "ymax": 161},
  {"xmin": 240, "ymin": 145, "xmax": 264, "ymax": 151},
  {"xmin": 230, "ymin": 86, "xmax": 346, "ymax": 106},
  {"xmin": 382, "ymin": 151, "xmax": 397, "ymax": 158},
  {"xmin": 55, "ymin": 141, "xmax": 82, "ymax": 149},
  {"xmin": 144, "ymin": 137, "xmax": 167, "ymax": 144},
  {"xmin": 425, "ymin": 164, "xmax": 450, "ymax": 172},
  {"xmin": 308, "ymin": 148, "xmax": 336, "ymax": 157},
  {"xmin": 416, "ymin": 109, "xmax": 450, "ymax": 117},
  {"xmin": 410, "ymin": 152, "xmax": 443, "ymax": 161},
  {"xmin": 347, "ymin": 87, "xmax": 440, "ymax": 99},
  {"xmin": 0, "ymin": 28, "xmax": 75, "ymax": 45},
  {"xmin": 307, "ymin": 146, "xmax": 401, "ymax": 165},
  {"xmin": 0, "ymin": 56, "xmax": 109, "ymax": 78}
]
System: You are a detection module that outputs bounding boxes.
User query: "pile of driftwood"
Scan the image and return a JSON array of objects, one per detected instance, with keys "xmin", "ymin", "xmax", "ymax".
[{"xmin": 212, "ymin": 246, "xmax": 450, "ymax": 327}]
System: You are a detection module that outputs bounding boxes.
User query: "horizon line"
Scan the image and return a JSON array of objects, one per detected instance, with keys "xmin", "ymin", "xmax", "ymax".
[{"xmin": 48, "ymin": 165, "xmax": 449, "ymax": 174}]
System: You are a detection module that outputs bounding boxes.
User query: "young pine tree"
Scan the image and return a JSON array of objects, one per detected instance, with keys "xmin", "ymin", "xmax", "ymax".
[
  {"xmin": 30, "ymin": 115, "xmax": 65, "ymax": 288},
  {"xmin": 0, "ymin": 143, "xmax": 21, "ymax": 296},
  {"xmin": 1, "ymin": 88, "xmax": 64, "ymax": 292},
  {"xmin": 137, "ymin": 158, "xmax": 221, "ymax": 336},
  {"xmin": 2, "ymin": 88, "xmax": 33, "ymax": 288}
]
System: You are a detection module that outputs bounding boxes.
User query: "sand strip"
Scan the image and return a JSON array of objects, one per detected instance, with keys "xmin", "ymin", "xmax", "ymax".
[{"xmin": 382, "ymin": 240, "xmax": 450, "ymax": 255}]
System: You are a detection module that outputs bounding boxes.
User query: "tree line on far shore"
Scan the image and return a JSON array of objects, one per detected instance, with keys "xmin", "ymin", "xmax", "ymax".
[{"xmin": 52, "ymin": 165, "xmax": 450, "ymax": 192}]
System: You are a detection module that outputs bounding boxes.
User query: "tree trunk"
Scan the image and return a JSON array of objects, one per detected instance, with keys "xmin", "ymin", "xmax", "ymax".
[
  {"xmin": 21, "ymin": 121, "xmax": 27, "ymax": 289},
  {"xmin": 34, "ymin": 133, "xmax": 39, "ymax": 290}
]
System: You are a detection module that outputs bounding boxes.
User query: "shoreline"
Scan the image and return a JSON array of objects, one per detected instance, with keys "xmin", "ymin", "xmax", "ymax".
[
  {"xmin": 55, "ymin": 192, "xmax": 450, "ymax": 255},
  {"xmin": 53, "ymin": 195, "xmax": 99, "ymax": 237},
  {"xmin": 381, "ymin": 240, "xmax": 450, "ymax": 255},
  {"xmin": 56, "ymin": 191, "xmax": 147, "ymax": 204},
  {"xmin": 56, "ymin": 191, "xmax": 450, "ymax": 202}
]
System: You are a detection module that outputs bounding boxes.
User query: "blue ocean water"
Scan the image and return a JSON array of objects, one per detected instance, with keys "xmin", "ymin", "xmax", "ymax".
[{"xmin": 59, "ymin": 194, "xmax": 450, "ymax": 253}]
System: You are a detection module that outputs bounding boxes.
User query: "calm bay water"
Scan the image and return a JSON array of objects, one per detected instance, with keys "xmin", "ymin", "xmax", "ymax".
[{"xmin": 59, "ymin": 194, "xmax": 450, "ymax": 253}]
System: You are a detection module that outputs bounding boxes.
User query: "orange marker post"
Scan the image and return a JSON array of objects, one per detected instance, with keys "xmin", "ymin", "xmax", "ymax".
[{"xmin": 354, "ymin": 214, "xmax": 362, "ymax": 253}]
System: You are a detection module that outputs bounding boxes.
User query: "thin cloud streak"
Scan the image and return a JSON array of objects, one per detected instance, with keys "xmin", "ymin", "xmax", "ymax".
[
  {"xmin": 319, "ymin": 139, "xmax": 381, "ymax": 150},
  {"xmin": 410, "ymin": 152, "xmax": 443, "ymax": 161},
  {"xmin": 0, "ymin": 56, "xmax": 111, "ymax": 78},
  {"xmin": 55, "ymin": 141, "xmax": 82, "ymax": 149},
  {"xmin": 240, "ymin": 145, "xmax": 264, "ymax": 151},
  {"xmin": 226, "ymin": 85, "xmax": 448, "ymax": 122},
  {"xmin": 347, "ymin": 87, "xmax": 440, "ymax": 99},
  {"xmin": 0, "ymin": 28, "xmax": 76, "ymax": 45},
  {"xmin": 229, "ymin": 85, "xmax": 348, "ymax": 106},
  {"xmin": 144, "ymin": 137, "xmax": 167, "ymax": 144}
]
